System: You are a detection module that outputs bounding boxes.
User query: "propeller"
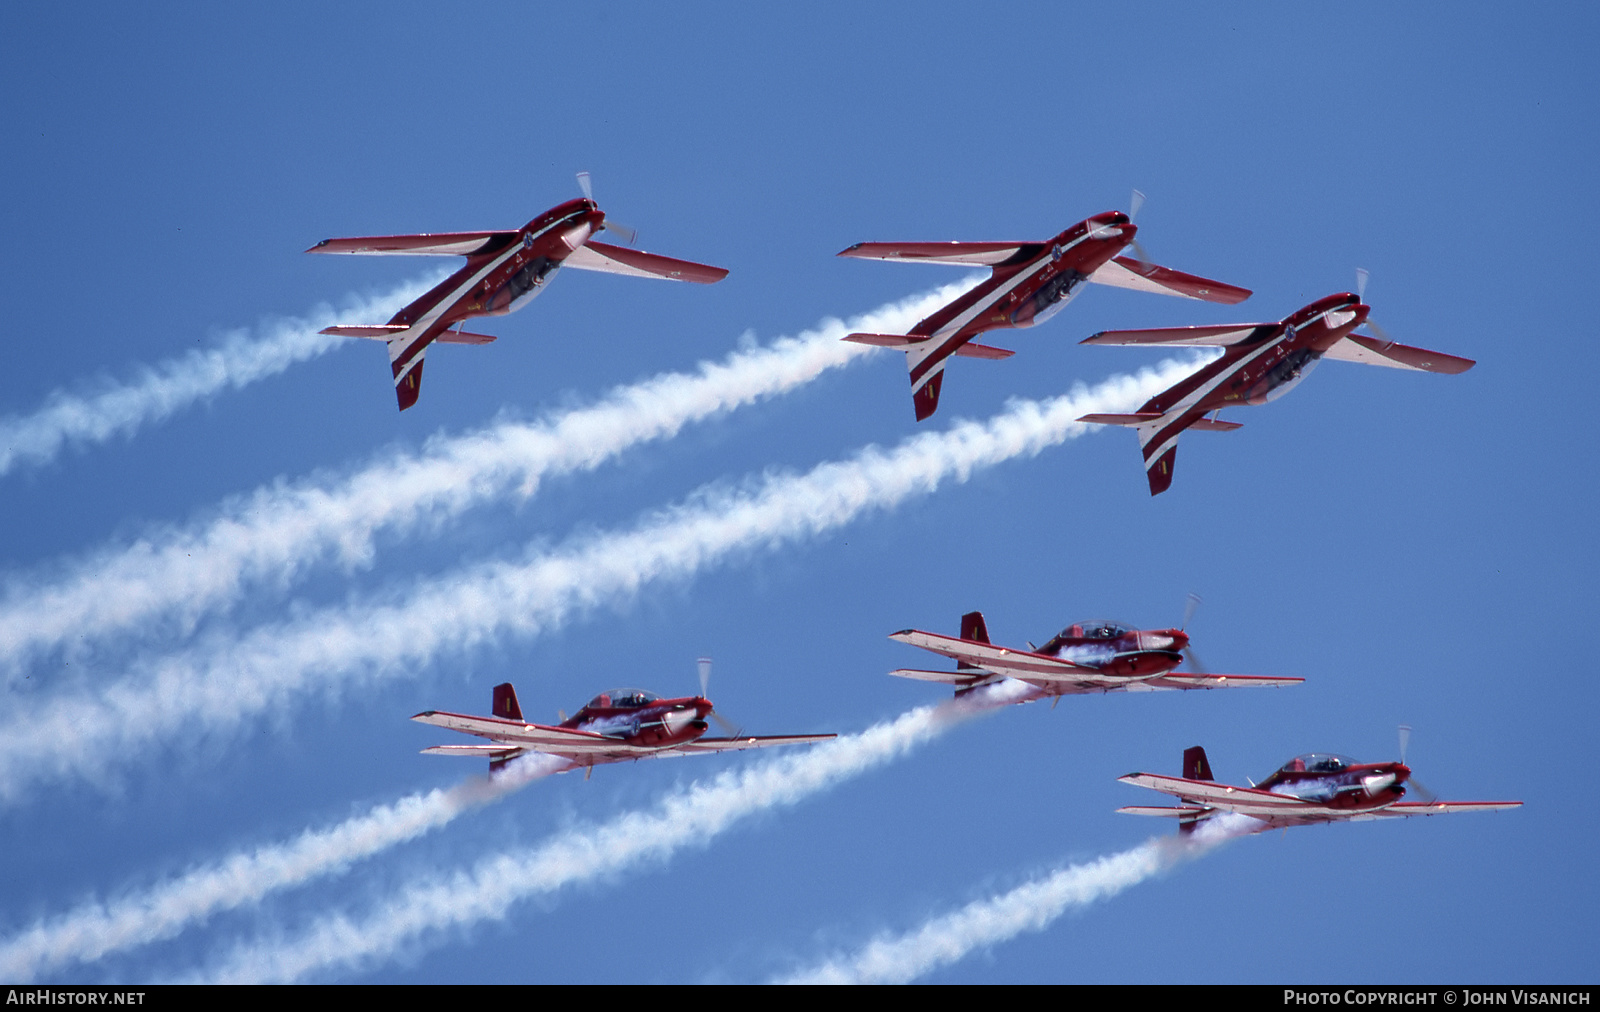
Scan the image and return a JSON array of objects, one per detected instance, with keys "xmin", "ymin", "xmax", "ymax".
[
  {"xmin": 696, "ymin": 656, "xmax": 745, "ymax": 738},
  {"xmin": 1125, "ymin": 189, "xmax": 1154, "ymax": 271},
  {"xmin": 1397, "ymin": 724, "xmax": 1439, "ymax": 804},
  {"xmin": 1178, "ymin": 592, "xmax": 1208, "ymax": 674},
  {"xmin": 575, "ymin": 171, "xmax": 638, "ymax": 246},
  {"xmin": 1354, "ymin": 268, "xmax": 1395, "ymax": 344}
]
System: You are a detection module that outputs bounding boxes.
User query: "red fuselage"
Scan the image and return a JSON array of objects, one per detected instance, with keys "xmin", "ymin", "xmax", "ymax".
[
  {"xmin": 390, "ymin": 199, "xmax": 603, "ymax": 340},
  {"xmin": 1256, "ymin": 754, "xmax": 1413, "ymax": 813},
  {"xmin": 561, "ymin": 690, "xmax": 713, "ymax": 750},
  {"xmin": 1035, "ymin": 620, "xmax": 1189, "ymax": 679},
  {"xmin": 1141, "ymin": 293, "xmax": 1368, "ymax": 420}
]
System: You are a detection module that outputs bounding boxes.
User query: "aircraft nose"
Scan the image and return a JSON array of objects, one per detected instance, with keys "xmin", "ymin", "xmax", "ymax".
[{"xmin": 1394, "ymin": 763, "xmax": 1412, "ymax": 784}]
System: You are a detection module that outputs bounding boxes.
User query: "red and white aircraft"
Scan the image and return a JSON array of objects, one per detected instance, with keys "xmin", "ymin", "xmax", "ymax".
[
  {"xmin": 1119, "ymin": 742, "xmax": 1520, "ymax": 834},
  {"xmin": 836, "ymin": 198, "xmax": 1251, "ymax": 420},
  {"xmin": 308, "ymin": 174, "xmax": 728, "ymax": 411},
  {"xmin": 888, "ymin": 609, "xmax": 1300, "ymax": 699},
  {"xmin": 413, "ymin": 671, "xmax": 833, "ymax": 774},
  {"xmin": 1078, "ymin": 272, "xmax": 1475, "ymax": 494}
]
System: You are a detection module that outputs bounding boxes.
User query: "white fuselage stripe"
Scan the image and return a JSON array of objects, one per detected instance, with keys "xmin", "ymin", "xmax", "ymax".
[
  {"xmin": 388, "ymin": 216, "xmax": 584, "ymax": 382},
  {"xmin": 905, "ymin": 227, "xmax": 1114, "ymax": 391},
  {"xmin": 1137, "ymin": 331, "xmax": 1290, "ymax": 467}
]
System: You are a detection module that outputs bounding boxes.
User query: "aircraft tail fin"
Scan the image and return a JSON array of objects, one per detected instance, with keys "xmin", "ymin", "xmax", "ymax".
[
  {"xmin": 957, "ymin": 610, "xmax": 990, "ymax": 672},
  {"xmin": 911, "ymin": 368, "xmax": 944, "ymax": 421},
  {"xmin": 388, "ymin": 338, "xmax": 426, "ymax": 412},
  {"xmin": 1177, "ymin": 746, "xmax": 1215, "ymax": 835},
  {"xmin": 492, "ymin": 682, "xmax": 524, "ymax": 723},
  {"xmin": 1079, "ymin": 410, "xmax": 1236, "ymax": 497}
]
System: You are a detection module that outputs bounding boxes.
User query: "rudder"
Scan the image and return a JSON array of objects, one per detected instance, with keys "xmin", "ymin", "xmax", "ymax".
[{"xmin": 492, "ymin": 682, "xmax": 524, "ymax": 722}]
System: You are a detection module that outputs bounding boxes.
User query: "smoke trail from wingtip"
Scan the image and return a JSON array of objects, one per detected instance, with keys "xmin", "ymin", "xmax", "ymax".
[
  {"xmin": 0, "ymin": 281, "xmax": 975, "ymax": 675},
  {"xmin": 777, "ymin": 816, "xmax": 1251, "ymax": 984},
  {"xmin": 0, "ymin": 353, "xmax": 1205, "ymax": 803},
  {"xmin": 0, "ymin": 275, "xmax": 440, "ymax": 478},
  {"xmin": 192, "ymin": 691, "xmax": 1026, "ymax": 984},
  {"xmin": 0, "ymin": 754, "xmax": 567, "ymax": 979}
]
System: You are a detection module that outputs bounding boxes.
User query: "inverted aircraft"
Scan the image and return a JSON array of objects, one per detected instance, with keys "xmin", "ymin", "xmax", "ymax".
[
  {"xmin": 308, "ymin": 174, "xmax": 728, "ymax": 411},
  {"xmin": 887, "ymin": 609, "xmax": 1300, "ymax": 699},
  {"xmin": 1078, "ymin": 272, "xmax": 1475, "ymax": 494},
  {"xmin": 836, "ymin": 198, "xmax": 1251, "ymax": 420},
  {"xmin": 413, "ymin": 671, "xmax": 833, "ymax": 773},
  {"xmin": 1118, "ymin": 741, "xmax": 1520, "ymax": 834}
]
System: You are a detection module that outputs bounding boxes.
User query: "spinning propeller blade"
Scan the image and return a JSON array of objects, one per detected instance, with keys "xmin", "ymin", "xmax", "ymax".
[
  {"xmin": 697, "ymin": 656, "xmax": 746, "ymax": 738},
  {"xmin": 575, "ymin": 171, "xmax": 638, "ymax": 245},
  {"xmin": 1397, "ymin": 724, "xmax": 1439, "ymax": 803}
]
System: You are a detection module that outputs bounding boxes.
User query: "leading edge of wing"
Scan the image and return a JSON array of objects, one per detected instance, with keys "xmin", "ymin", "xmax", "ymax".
[
  {"xmin": 562, "ymin": 240, "xmax": 729, "ymax": 283},
  {"xmin": 836, "ymin": 241, "xmax": 1042, "ymax": 266},
  {"xmin": 306, "ymin": 231, "xmax": 516, "ymax": 256},
  {"xmin": 1086, "ymin": 256, "xmax": 1252, "ymax": 304}
]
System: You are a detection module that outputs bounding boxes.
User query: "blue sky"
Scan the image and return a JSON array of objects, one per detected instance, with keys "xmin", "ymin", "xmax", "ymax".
[{"xmin": 0, "ymin": 2, "xmax": 1594, "ymax": 983}]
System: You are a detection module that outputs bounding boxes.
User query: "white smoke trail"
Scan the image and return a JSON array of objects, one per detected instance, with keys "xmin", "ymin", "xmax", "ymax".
[
  {"xmin": 0, "ymin": 754, "xmax": 567, "ymax": 979},
  {"xmin": 0, "ymin": 282, "xmax": 974, "ymax": 675},
  {"xmin": 0, "ymin": 355, "xmax": 1203, "ymax": 803},
  {"xmin": 0, "ymin": 276, "xmax": 439, "ymax": 478},
  {"xmin": 194, "ymin": 690, "xmax": 1029, "ymax": 984},
  {"xmin": 778, "ymin": 816, "xmax": 1251, "ymax": 984}
]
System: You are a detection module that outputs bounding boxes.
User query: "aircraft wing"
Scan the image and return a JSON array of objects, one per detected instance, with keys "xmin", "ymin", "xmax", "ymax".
[
  {"xmin": 654, "ymin": 734, "xmax": 836, "ymax": 755},
  {"xmin": 889, "ymin": 629, "xmax": 1100, "ymax": 679},
  {"xmin": 836, "ymin": 241, "xmax": 1041, "ymax": 266},
  {"xmin": 1118, "ymin": 773, "xmax": 1326, "ymax": 818},
  {"xmin": 1080, "ymin": 323, "xmax": 1277, "ymax": 347},
  {"xmin": 562, "ymin": 240, "xmax": 729, "ymax": 283},
  {"xmin": 1129, "ymin": 672, "xmax": 1304, "ymax": 691},
  {"xmin": 1322, "ymin": 334, "xmax": 1476, "ymax": 374},
  {"xmin": 306, "ymin": 231, "xmax": 515, "ymax": 256},
  {"xmin": 1364, "ymin": 801, "xmax": 1523, "ymax": 817},
  {"xmin": 1086, "ymin": 256, "xmax": 1252, "ymax": 304},
  {"xmin": 413, "ymin": 710, "xmax": 639, "ymax": 756}
]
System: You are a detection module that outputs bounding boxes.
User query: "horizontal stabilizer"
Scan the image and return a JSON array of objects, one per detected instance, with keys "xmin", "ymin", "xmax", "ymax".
[
  {"xmin": 837, "ymin": 241, "xmax": 1038, "ymax": 266},
  {"xmin": 888, "ymin": 668, "xmax": 986, "ymax": 685},
  {"xmin": 307, "ymin": 231, "xmax": 514, "ymax": 257},
  {"xmin": 1081, "ymin": 324, "xmax": 1273, "ymax": 347},
  {"xmin": 843, "ymin": 333, "xmax": 1013, "ymax": 359},
  {"xmin": 562, "ymin": 241, "xmax": 728, "ymax": 283},
  {"xmin": 435, "ymin": 329, "xmax": 498, "ymax": 345},
  {"xmin": 420, "ymin": 744, "xmax": 521, "ymax": 758},
  {"xmin": 1323, "ymin": 334, "xmax": 1475, "ymax": 374},
  {"xmin": 1079, "ymin": 412, "xmax": 1160, "ymax": 427},
  {"xmin": 322, "ymin": 325, "xmax": 409, "ymax": 340},
  {"xmin": 1087, "ymin": 256, "xmax": 1252, "ymax": 304}
]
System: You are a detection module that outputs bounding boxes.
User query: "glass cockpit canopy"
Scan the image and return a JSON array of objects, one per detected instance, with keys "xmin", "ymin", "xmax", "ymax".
[
  {"xmin": 1274, "ymin": 753, "xmax": 1358, "ymax": 776},
  {"xmin": 1061, "ymin": 620, "xmax": 1135, "ymax": 640},
  {"xmin": 585, "ymin": 689, "xmax": 661, "ymax": 710}
]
